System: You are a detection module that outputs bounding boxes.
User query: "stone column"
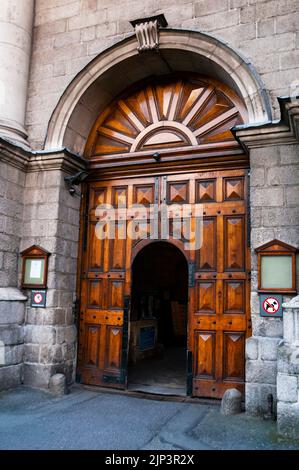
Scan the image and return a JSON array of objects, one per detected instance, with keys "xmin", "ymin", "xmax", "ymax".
[
  {"xmin": 0, "ymin": 0, "xmax": 34, "ymax": 145},
  {"xmin": 277, "ymin": 296, "xmax": 299, "ymax": 439},
  {"xmin": 0, "ymin": 140, "xmax": 27, "ymax": 390}
]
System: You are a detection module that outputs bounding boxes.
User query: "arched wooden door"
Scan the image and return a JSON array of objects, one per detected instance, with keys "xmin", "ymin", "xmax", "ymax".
[{"xmin": 77, "ymin": 75, "xmax": 251, "ymax": 398}]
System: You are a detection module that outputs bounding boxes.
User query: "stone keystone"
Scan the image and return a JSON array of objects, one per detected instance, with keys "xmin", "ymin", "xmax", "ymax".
[{"xmin": 220, "ymin": 388, "xmax": 242, "ymax": 416}]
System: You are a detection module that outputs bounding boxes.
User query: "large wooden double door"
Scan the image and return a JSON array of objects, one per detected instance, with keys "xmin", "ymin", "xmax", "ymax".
[{"xmin": 77, "ymin": 168, "xmax": 250, "ymax": 398}]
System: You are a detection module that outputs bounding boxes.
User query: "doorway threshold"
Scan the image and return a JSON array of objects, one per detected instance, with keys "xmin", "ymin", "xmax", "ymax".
[
  {"xmin": 78, "ymin": 383, "xmax": 220, "ymax": 405},
  {"xmin": 127, "ymin": 383, "xmax": 186, "ymax": 396}
]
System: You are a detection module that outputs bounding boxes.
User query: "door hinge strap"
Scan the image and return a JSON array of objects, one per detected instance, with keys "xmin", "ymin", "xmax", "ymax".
[
  {"xmin": 187, "ymin": 350, "xmax": 193, "ymax": 396},
  {"xmin": 188, "ymin": 261, "xmax": 195, "ymax": 287},
  {"xmin": 118, "ymin": 295, "xmax": 130, "ymax": 384}
]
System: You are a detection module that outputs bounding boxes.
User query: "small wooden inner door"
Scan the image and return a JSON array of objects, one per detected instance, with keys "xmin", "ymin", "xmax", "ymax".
[
  {"xmin": 128, "ymin": 241, "xmax": 188, "ymax": 395},
  {"xmin": 77, "ymin": 75, "xmax": 251, "ymax": 398}
]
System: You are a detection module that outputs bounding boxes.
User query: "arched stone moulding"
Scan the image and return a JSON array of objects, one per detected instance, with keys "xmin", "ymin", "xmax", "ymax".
[{"xmin": 44, "ymin": 29, "xmax": 272, "ymax": 154}]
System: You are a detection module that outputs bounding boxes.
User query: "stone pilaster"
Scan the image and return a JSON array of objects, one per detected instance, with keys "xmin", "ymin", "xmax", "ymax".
[
  {"xmin": 0, "ymin": 136, "xmax": 86, "ymax": 390},
  {"xmin": 21, "ymin": 151, "xmax": 86, "ymax": 389}
]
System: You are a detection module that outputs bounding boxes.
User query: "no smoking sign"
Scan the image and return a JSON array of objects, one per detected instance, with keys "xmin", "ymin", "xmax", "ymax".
[
  {"xmin": 31, "ymin": 289, "xmax": 47, "ymax": 308},
  {"xmin": 260, "ymin": 294, "xmax": 282, "ymax": 317}
]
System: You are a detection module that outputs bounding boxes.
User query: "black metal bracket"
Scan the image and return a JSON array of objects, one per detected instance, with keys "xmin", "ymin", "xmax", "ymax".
[
  {"xmin": 103, "ymin": 375, "xmax": 123, "ymax": 384},
  {"xmin": 187, "ymin": 350, "xmax": 193, "ymax": 396},
  {"xmin": 119, "ymin": 295, "xmax": 130, "ymax": 384},
  {"xmin": 64, "ymin": 171, "xmax": 89, "ymax": 196},
  {"xmin": 76, "ymin": 373, "xmax": 82, "ymax": 384},
  {"xmin": 188, "ymin": 261, "xmax": 195, "ymax": 287},
  {"xmin": 72, "ymin": 297, "xmax": 80, "ymax": 326},
  {"xmin": 104, "ymin": 296, "xmax": 131, "ymax": 385},
  {"xmin": 247, "ymin": 169, "xmax": 251, "ymax": 247},
  {"xmin": 83, "ymin": 185, "xmax": 90, "ymax": 251}
]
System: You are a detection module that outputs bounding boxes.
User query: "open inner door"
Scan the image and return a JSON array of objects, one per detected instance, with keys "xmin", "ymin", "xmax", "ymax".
[{"xmin": 128, "ymin": 241, "xmax": 188, "ymax": 396}]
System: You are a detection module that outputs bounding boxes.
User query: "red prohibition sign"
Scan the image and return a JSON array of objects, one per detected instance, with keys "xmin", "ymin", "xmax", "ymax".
[
  {"xmin": 33, "ymin": 293, "xmax": 43, "ymax": 304},
  {"xmin": 262, "ymin": 297, "xmax": 280, "ymax": 314}
]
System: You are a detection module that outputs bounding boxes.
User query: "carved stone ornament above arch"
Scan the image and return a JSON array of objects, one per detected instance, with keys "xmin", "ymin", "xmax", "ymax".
[{"xmin": 44, "ymin": 29, "xmax": 272, "ymax": 155}]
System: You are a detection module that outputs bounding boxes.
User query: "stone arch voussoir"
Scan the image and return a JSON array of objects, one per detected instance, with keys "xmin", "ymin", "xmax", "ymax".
[{"xmin": 44, "ymin": 29, "xmax": 272, "ymax": 154}]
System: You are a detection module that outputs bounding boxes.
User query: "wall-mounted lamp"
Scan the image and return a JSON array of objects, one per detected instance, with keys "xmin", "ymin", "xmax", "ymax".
[{"xmin": 64, "ymin": 171, "xmax": 89, "ymax": 196}]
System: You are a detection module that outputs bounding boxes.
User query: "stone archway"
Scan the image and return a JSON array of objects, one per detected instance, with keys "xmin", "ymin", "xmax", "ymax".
[{"xmin": 44, "ymin": 29, "xmax": 272, "ymax": 154}]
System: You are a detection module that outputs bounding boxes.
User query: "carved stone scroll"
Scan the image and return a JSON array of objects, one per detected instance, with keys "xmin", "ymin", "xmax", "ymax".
[
  {"xmin": 130, "ymin": 14, "xmax": 168, "ymax": 53},
  {"xmin": 135, "ymin": 20, "xmax": 159, "ymax": 52}
]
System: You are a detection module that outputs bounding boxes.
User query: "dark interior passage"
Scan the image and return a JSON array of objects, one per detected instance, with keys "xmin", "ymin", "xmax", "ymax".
[{"xmin": 128, "ymin": 242, "xmax": 188, "ymax": 395}]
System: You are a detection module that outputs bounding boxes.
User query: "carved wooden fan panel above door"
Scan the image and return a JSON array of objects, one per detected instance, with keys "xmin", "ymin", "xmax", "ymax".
[{"xmin": 85, "ymin": 75, "xmax": 247, "ymax": 174}]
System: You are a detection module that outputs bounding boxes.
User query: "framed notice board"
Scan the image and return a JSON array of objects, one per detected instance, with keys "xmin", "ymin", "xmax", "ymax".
[{"xmin": 21, "ymin": 245, "xmax": 50, "ymax": 289}]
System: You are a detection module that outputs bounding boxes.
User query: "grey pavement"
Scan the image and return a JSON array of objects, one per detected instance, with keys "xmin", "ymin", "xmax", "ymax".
[{"xmin": 0, "ymin": 385, "xmax": 299, "ymax": 450}]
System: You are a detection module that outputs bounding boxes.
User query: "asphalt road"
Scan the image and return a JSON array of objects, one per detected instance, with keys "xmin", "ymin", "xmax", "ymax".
[{"xmin": 0, "ymin": 386, "xmax": 298, "ymax": 450}]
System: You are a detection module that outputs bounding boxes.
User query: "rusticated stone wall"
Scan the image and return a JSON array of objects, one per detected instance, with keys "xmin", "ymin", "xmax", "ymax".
[
  {"xmin": 246, "ymin": 143, "xmax": 299, "ymax": 415},
  {"xmin": 26, "ymin": 0, "xmax": 299, "ymax": 149}
]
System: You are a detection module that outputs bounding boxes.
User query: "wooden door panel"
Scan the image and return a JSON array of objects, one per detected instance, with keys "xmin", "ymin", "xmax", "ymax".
[
  {"xmin": 167, "ymin": 180, "xmax": 189, "ymax": 204},
  {"xmin": 108, "ymin": 222, "xmax": 126, "ymax": 270},
  {"xmin": 108, "ymin": 279, "xmax": 124, "ymax": 308},
  {"xmin": 194, "ymin": 331, "xmax": 216, "ymax": 379},
  {"xmin": 224, "ymin": 215, "xmax": 245, "ymax": 271},
  {"xmin": 223, "ymin": 280, "xmax": 245, "ymax": 314},
  {"xmin": 80, "ymin": 309, "xmax": 125, "ymax": 386},
  {"xmin": 88, "ymin": 279, "xmax": 103, "ymax": 308},
  {"xmin": 197, "ymin": 217, "xmax": 217, "ymax": 270},
  {"xmin": 196, "ymin": 179, "xmax": 216, "ymax": 203},
  {"xmin": 104, "ymin": 326, "xmax": 122, "ymax": 371},
  {"xmin": 222, "ymin": 332, "xmax": 245, "ymax": 382},
  {"xmin": 88, "ymin": 223, "xmax": 105, "ymax": 271},
  {"xmin": 78, "ymin": 181, "xmax": 129, "ymax": 388},
  {"xmin": 189, "ymin": 169, "xmax": 249, "ymax": 398},
  {"xmin": 196, "ymin": 280, "xmax": 216, "ymax": 314},
  {"xmin": 90, "ymin": 187, "xmax": 107, "ymax": 209},
  {"xmin": 84, "ymin": 324, "xmax": 101, "ymax": 368},
  {"xmin": 112, "ymin": 186, "xmax": 128, "ymax": 207},
  {"xmin": 223, "ymin": 177, "xmax": 244, "ymax": 201},
  {"xmin": 133, "ymin": 184, "xmax": 155, "ymax": 206}
]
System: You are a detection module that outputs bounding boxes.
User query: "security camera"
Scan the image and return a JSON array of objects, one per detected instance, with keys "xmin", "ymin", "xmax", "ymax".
[{"xmin": 64, "ymin": 170, "xmax": 89, "ymax": 196}]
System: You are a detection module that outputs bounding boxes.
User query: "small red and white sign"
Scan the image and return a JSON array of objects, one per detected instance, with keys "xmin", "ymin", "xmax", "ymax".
[
  {"xmin": 31, "ymin": 289, "xmax": 46, "ymax": 308},
  {"xmin": 262, "ymin": 296, "xmax": 280, "ymax": 314},
  {"xmin": 33, "ymin": 292, "xmax": 43, "ymax": 304}
]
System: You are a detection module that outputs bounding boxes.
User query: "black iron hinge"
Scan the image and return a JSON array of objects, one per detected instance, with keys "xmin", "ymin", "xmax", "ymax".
[
  {"xmin": 83, "ymin": 185, "xmax": 90, "ymax": 251},
  {"xmin": 76, "ymin": 373, "xmax": 82, "ymax": 384},
  {"xmin": 72, "ymin": 297, "xmax": 80, "ymax": 326},
  {"xmin": 247, "ymin": 169, "xmax": 251, "ymax": 247},
  {"xmin": 187, "ymin": 350, "xmax": 193, "ymax": 396},
  {"xmin": 188, "ymin": 261, "xmax": 195, "ymax": 287},
  {"xmin": 103, "ymin": 296, "xmax": 130, "ymax": 386}
]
